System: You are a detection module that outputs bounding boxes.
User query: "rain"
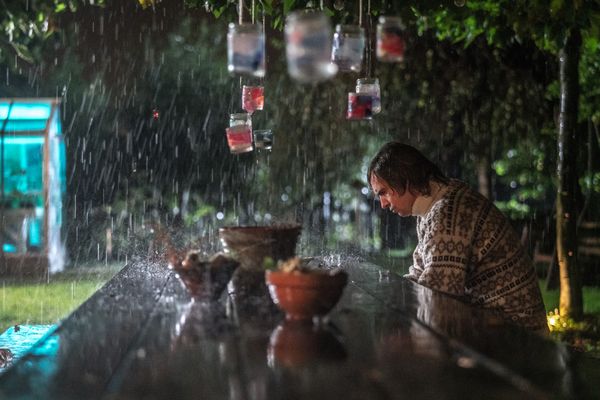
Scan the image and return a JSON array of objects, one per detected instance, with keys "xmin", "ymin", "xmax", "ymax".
[{"xmin": 1, "ymin": 0, "xmax": 600, "ymax": 395}]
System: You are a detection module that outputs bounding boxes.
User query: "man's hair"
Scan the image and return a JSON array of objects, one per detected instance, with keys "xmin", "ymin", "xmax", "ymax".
[{"xmin": 367, "ymin": 142, "xmax": 449, "ymax": 196}]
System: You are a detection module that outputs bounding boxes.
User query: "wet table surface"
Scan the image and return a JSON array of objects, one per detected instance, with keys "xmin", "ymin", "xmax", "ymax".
[{"xmin": 0, "ymin": 258, "xmax": 595, "ymax": 399}]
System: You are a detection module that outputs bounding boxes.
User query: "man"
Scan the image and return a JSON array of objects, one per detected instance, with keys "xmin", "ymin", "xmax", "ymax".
[{"xmin": 368, "ymin": 142, "xmax": 547, "ymax": 332}]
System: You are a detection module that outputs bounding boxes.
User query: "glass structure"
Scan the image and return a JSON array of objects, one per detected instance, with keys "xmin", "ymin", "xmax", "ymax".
[{"xmin": 0, "ymin": 99, "xmax": 66, "ymax": 274}]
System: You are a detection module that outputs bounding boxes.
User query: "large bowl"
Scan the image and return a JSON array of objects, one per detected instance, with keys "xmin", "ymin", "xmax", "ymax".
[
  {"xmin": 219, "ymin": 225, "xmax": 302, "ymax": 270},
  {"xmin": 170, "ymin": 254, "xmax": 240, "ymax": 301},
  {"xmin": 265, "ymin": 269, "xmax": 348, "ymax": 321}
]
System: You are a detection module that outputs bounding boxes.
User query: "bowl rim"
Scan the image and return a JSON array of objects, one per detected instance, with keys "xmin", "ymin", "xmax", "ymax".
[
  {"xmin": 265, "ymin": 269, "xmax": 348, "ymax": 288},
  {"xmin": 219, "ymin": 224, "xmax": 302, "ymax": 234}
]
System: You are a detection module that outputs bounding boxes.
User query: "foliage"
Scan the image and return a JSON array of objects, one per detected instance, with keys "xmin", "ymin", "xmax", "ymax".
[
  {"xmin": 492, "ymin": 140, "xmax": 556, "ymax": 219},
  {"xmin": 547, "ymin": 310, "xmax": 600, "ymax": 356},
  {"xmin": 542, "ymin": 286, "xmax": 600, "ymax": 357},
  {"xmin": 0, "ymin": 0, "xmax": 105, "ymax": 68}
]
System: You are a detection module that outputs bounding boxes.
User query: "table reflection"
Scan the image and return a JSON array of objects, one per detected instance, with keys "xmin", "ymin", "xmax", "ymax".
[{"xmin": 268, "ymin": 320, "xmax": 346, "ymax": 368}]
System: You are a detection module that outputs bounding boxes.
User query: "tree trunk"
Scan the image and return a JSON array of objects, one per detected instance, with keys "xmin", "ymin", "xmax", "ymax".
[
  {"xmin": 476, "ymin": 155, "xmax": 492, "ymax": 199},
  {"xmin": 556, "ymin": 28, "xmax": 583, "ymax": 320}
]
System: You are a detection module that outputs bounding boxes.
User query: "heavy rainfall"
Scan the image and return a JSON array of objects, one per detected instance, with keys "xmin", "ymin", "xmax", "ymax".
[{"xmin": 0, "ymin": 0, "xmax": 600, "ymax": 394}]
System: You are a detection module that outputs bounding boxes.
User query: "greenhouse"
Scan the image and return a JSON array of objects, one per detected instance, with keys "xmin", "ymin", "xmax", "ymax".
[{"xmin": 0, "ymin": 99, "xmax": 66, "ymax": 276}]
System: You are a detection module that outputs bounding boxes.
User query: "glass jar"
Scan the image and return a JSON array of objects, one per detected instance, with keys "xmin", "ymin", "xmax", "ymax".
[
  {"xmin": 253, "ymin": 129, "xmax": 273, "ymax": 150},
  {"xmin": 227, "ymin": 113, "xmax": 253, "ymax": 154},
  {"xmin": 242, "ymin": 85, "xmax": 265, "ymax": 114},
  {"xmin": 229, "ymin": 112, "xmax": 252, "ymax": 128},
  {"xmin": 285, "ymin": 10, "xmax": 338, "ymax": 83},
  {"xmin": 331, "ymin": 25, "xmax": 365, "ymax": 73},
  {"xmin": 356, "ymin": 78, "xmax": 381, "ymax": 114},
  {"xmin": 346, "ymin": 92, "xmax": 373, "ymax": 120},
  {"xmin": 376, "ymin": 16, "xmax": 405, "ymax": 62},
  {"xmin": 226, "ymin": 125, "xmax": 253, "ymax": 154},
  {"xmin": 227, "ymin": 23, "xmax": 266, "ymax": 77}
]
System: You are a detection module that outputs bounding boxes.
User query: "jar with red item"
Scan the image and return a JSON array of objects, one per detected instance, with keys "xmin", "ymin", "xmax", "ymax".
[
  {"xmin": 242, "ymin": 85, "xmax": 264, "ymax": 114},
  {"xmin": 346, "ymin": 92, "xmax": 373, "ymax": 120},
  {"xmin": 376, "ymin": 16, "xmax": 405, "ymax": 63}
]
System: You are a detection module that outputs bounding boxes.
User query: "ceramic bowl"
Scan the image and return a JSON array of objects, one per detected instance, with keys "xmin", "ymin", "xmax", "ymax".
[
  {"xmin": 218, "ymin": 225, "xmax": 302, "ymax": 270},
  {"xmin": 265, "ymin": 269, "xmax": 348, "ymax": 321},
  {"xmin": 170, "ymin": 253, "xmax": 240, "ymax": 300}
]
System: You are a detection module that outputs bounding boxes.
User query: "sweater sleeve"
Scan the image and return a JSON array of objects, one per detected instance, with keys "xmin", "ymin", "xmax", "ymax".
[
  {"xmin": 404, "ymin": 247, "xmax": 424, "ymax": 281},
  {"xmin": 415, "ymin": 214, "xmax": 470, "ymax": 298},
  {"xmin": 404, "ymin": 216, "xmax": 424, "ymax": 281}
]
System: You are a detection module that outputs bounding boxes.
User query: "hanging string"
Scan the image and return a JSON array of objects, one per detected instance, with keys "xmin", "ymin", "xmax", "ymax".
[
  {"xmin": 238, "ymin": 0, "xmax": 244, "ymax": 108},
  {"xmin": 261, "ymin": 4, "xmax": 266, "ymax": 86},
  {"xmin": 359, "ymin": 0, "xmax": 363, "ymax": 26},
  {"xmin": 366, "ymin": 0, "xmax": 372, "ymax": 77}
]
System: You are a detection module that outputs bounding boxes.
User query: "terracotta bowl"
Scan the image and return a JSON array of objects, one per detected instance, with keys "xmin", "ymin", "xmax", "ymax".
[
  {"xmin": 265, "ymin": 269, "xmax": 348, "ymax": 321},
  {"xmin": 170, "ymin": 254, "xmax": 240, "ymax": 301},
  {"xmin": 218, "ymin": 225, "xmax": 302, "ymax": 270}
]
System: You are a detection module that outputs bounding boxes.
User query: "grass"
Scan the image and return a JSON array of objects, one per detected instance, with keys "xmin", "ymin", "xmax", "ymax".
[
  {"xmin": 0, "ymin": 266, "xmax": 120, "ymax": 334},
  {"xmin": 541, "ymin": 286, "xmax": 600, "ymax": 314}
]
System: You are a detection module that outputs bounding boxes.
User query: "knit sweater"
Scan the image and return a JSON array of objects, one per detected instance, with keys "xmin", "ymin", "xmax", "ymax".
[{"xmin": 405, "ymin": 179, "xmax": 548, "ymax": 332}]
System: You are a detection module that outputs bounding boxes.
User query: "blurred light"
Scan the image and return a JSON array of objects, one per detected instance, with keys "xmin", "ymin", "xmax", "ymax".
[
  {"xmin": 0, "ymin": 103, "xmax": 51, "ymax": 120},
  {"xmin": 216, "ymin": 212, "xmax": 224, "ymax": 220}
]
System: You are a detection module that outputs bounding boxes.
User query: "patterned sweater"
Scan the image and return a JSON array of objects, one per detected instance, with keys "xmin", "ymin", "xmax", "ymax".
[{"xmin": 406, "ymin": 179, "xmax": 548, "ymax": 332}]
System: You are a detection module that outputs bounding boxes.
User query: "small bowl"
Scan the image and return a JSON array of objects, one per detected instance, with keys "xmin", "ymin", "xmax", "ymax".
[
  {"xmin": 219, "ymin": 225, "xmax": 302, "ymax": 270},
  {"xmin": 170, "ymin": 253, "xmax": 240, "ymax": 300},
  {"xmin": 265, "ymin": 269, "xmax": 348, "ymax": 321}
]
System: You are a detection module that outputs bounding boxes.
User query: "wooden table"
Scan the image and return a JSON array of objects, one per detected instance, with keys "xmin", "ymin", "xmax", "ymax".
[{"xmin": 0, "ymin": 258, "xmax": 592, "ymax": 399}]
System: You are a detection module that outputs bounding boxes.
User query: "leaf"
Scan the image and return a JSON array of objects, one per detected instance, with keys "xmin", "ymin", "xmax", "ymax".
[
  {"xmin": 213, "ymin": 5, "xmax": 228, "ymax": 18},
  {"xmin": 10, "ymin": 42, "xmax": 34, "ymax": 63},
  {"xmin": 55, "ymin": 3, "xmax": 67, "ymax": 13},
  {"xmin": 283, "ymin": 0, "xmax": 295, "ymax": 15}
]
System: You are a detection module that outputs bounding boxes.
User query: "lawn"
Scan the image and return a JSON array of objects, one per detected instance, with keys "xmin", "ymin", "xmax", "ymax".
[
  {"xmin": 541, "ymin": 286, "xmax": 600, "ymax": 315},
  {"xmin": 0, "ymin": 266, "xmax": 121, "ymax": 334}
]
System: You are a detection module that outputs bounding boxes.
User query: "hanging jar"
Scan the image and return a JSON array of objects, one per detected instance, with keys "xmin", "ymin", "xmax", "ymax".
[
  {"xmin": 356, "ymin": 78, "xmax": 381, "ymax": 114},
  {"xmin": 226, "ymin": 113, "xmax": 253, "ymax": 154},
  {"xmin": 331, "ymin": 25, "xmax": 365, "ymax": 73},
  {"xmin": 285, "ymin": 10, "xmax": 338, "ymax": 83},
  {"xmin": 241, "ymin": 85, "xmax": 265, "ymax": 114},
  {"xmin": 376, "ymin": 16, "xmax": 405, "ymax": 62},
  {"xmin": 346, "ymin": 92, "xmax": 373, "ymax": 120},
  {"xmin": 227, "ymin": 23, "xmax": 266, "ymax": 77}
]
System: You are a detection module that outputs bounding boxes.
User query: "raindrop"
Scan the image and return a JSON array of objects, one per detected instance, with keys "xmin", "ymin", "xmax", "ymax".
[
  {"xmin": 454, "ymin": 0, "xmax": 466, "ymax": 6},
  {"xmin": 333, "ymin": 0, "xmax": 344, "ymax": 10}
]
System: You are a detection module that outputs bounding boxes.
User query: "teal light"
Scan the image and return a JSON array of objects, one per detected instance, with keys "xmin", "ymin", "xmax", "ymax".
[
  {"xmin": 2, "ymin": 136, "xmax": 45, "ymax": 145},
  {"xmin": 2, "ymin": 244, "xmax": 17, "ymax": 253},
  {"xmin": 2, "ymin": 121, "xmax": 48, "ymax": 132},
  {"xmin": 0, "ymin": 103, "xmax": 52, "ymax": 120}
]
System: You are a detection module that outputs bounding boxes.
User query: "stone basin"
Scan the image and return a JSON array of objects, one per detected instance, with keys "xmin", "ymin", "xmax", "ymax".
[{"xmin": 218, "ymin": 225, "xmax": 302, "ymax": 270}]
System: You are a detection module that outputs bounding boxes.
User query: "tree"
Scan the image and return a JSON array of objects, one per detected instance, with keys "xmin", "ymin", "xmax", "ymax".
[{"xmin": 408, "ymin": 0, "xmax": 600, "ymax": 319}]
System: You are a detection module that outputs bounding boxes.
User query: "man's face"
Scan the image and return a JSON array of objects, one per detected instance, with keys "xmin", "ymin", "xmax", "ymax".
[{"xmin": 370, "ymin": 174, "xmax": 417, "ymax": 217}]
